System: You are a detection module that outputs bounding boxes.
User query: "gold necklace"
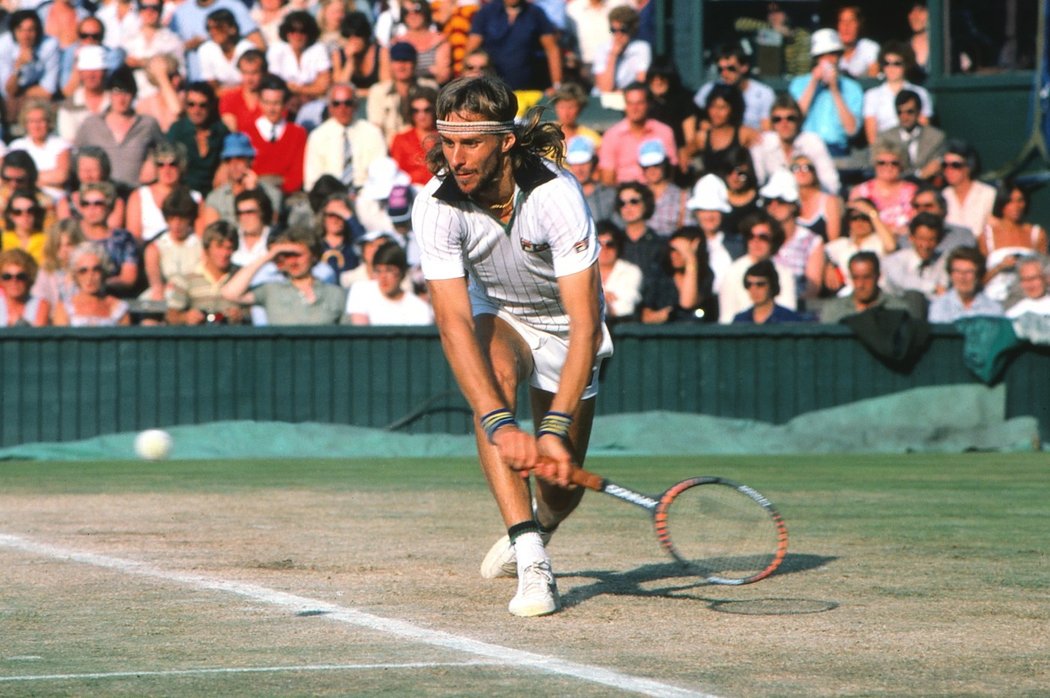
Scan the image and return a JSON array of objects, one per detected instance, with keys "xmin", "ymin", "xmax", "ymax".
[{"xmin": 488, "ymin": 190, "xmax": 515, "ymax": 211}]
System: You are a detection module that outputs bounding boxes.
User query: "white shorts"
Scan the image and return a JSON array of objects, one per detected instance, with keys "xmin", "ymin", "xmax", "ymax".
[{"xmin": 479, "ymin": 308, "xmax": 614, "ymax": 400}]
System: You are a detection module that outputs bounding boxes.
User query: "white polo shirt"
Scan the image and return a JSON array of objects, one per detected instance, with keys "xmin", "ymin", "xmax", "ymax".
[{"xmin": 413, "ymin": 157, "xmax": 599, "ymax": 334}]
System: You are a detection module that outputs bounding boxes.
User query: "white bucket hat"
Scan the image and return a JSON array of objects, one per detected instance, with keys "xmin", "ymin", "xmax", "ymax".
[
  {"xmin": 686, "ymin": 174, "xmax": 731, "ymax": 213},
  {"xmin": 759, "ymin": 168, "xmax": 800, "ymax": 204},
  {"xmin": 810, "ymin": 28, "xmax": 845, "ymax": 57}
]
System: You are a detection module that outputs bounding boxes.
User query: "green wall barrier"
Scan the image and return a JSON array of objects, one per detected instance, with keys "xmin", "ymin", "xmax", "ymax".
[{"xmin": 1, "ymin": 324, "xmax": 1047, "ymax": 447}]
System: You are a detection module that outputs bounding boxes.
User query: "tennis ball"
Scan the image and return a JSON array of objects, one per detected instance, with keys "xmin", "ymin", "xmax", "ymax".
[{"xmin": 135, "ymin": 429, "xmax": 173, "ymax": 461}]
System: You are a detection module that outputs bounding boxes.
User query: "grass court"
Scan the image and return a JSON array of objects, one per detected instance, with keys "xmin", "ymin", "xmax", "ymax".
[{"xmin": 1, "ymin": 453, "xmax": 1047, "ymax": 696}]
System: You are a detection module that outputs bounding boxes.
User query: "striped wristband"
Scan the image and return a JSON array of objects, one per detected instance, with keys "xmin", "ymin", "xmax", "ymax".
[
  {"xmin": 537, "ymin": 411, "xmax": 573, "ymax": 440},
  {"xmin": 480, "ymin": 408, "xmax": 518, "ymax": 444}
]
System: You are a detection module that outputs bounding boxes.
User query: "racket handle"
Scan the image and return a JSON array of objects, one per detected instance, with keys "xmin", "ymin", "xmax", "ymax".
[{"xmin": 569, "ymin": 467, "xmax": 606, "ymax": 492}]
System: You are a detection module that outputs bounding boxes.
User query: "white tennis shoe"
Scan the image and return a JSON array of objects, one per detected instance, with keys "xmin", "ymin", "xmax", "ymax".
[
  {"xmin": 479, "ymin": 531, "xmax": 552, "ymax": 579},
  {"xmin": 508, "ymin": 560, "xmax": 560, "ymax": 617}
]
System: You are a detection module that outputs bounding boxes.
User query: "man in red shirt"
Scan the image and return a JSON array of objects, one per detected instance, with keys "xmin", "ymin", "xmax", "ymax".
[
  {"xmin": 597, "ymin": 81, "xmax": 676, "ymax": 185},
  {"xmin": 219, "ymin": 49, "xmax": 266, "ymax": 134},
  {"xmin": 244, "ymin": 74, "xmax": 306, "ymax": 194}
]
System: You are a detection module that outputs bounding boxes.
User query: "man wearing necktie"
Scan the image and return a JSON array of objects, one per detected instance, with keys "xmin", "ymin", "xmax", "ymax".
[
  {"xmin": 875, "ymin": 89, "xmax": 946, "ymax": 184},
  {"xmin": 304, "ymin": 83, "xmax": 387, "ymax": 192},
  {"xmin": 245, "ymin": 74, "xmax": 307, "ymax": 194}
]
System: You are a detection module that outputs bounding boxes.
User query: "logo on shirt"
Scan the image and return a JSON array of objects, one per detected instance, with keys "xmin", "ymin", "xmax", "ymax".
[
  {"xmin": 573, "ymin": 239, "xmax": 590, "ymax": 253},
  {"xmin": 520, "ymin": 239, "xmax": 551, "ymax": 253}
]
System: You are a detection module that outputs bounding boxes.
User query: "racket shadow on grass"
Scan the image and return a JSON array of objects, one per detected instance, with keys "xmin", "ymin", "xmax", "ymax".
[{"xmin": 558, "ymin": 553, "xmax": 837, "ymax": 613}]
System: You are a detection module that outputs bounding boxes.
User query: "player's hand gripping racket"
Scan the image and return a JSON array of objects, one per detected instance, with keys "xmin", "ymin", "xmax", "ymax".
[{"xmin": 569, "ymin": 467, "xmax": 788, "ymax": 585}]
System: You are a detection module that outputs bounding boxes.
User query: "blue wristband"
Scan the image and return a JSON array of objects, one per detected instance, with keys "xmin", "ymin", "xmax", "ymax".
[
  {"xmin": 537, "ymin": 411, "xmax": 573, "ymax": 441},
  {"xmin": 480, "ymin": 408, "xmax": 518, "ymax": 444}
]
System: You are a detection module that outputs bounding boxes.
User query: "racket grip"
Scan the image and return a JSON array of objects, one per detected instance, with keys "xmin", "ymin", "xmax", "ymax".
[{"xmin": 569, "ymin": 467, "xmax": 606, "ymax": 492}]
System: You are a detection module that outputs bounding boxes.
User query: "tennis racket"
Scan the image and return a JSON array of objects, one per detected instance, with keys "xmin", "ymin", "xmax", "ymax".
[{"xmin": 570, "ymin": 467, "xmax": 788, "ymax": 585}]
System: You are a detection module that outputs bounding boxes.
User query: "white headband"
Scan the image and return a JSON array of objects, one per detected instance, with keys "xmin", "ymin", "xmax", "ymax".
[{"xmin": 436, "ymin": 119, "xmax": 515, "ymax": 135}]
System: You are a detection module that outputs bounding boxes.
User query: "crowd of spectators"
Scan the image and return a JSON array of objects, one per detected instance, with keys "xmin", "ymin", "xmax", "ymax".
[{"xmin": 0, "ymin": 0, "xmax": 1046, "ymax": 331}]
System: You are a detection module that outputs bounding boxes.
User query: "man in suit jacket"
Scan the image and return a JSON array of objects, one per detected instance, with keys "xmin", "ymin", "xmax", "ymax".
[{"xmin": 876, "ymin": 89, "xmax": 946, "ymax": 183}]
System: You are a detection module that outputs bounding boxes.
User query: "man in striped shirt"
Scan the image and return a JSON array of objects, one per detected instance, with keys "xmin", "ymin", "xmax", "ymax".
[{"xmin": 413, "ymin": 76, "xmax": 613, "ymax": 617}]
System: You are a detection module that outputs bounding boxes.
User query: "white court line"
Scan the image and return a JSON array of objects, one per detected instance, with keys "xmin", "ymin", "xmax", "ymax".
[
  {"xmin": 0, "ymin": 661, "xmax": 503, "ymax": 683},
  {"xmin": 0, "ymin": 533, "xmax": 714, "ymax": 698}
]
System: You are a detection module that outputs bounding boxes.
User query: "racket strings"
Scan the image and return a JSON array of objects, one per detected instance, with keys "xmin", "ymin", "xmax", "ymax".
[{"xmin": 662, "ymin": 482, "xmax": 784, "ymax": 584}]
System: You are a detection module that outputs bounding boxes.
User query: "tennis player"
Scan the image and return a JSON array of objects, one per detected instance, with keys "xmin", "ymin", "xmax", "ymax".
[{"xmin": 412, "ymin": 76, "xmax": 613, "ymax": 617}]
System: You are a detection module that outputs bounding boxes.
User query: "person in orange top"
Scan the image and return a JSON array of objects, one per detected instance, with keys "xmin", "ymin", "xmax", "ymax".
[{"xmin": 389, "ymin": 85, "xmax": 437, "ymax": 186}]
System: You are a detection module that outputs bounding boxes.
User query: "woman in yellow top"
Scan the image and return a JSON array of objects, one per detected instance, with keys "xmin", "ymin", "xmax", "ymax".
[{"xmin": 1, "ymin": 190, "xmax": 46, "ymax": 264}]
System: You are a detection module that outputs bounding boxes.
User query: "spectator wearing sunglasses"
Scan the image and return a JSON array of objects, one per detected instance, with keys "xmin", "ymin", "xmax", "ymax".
[
  {"xmin": 861, "ymin": 42, "xmax": 933, "ymax": 148},
  {"xmin": 941, "ymin": 139, "xmax": 997, "ymax": 239},
  {"xmin": 752, "ymin": 93, "xmax": 839, "ymax": 196},
  {"xmin": 615, "ymin": 181, "xmax": 666, "ymax": 293},
  {"xmin": 874, "ymin": 89, "xmax": 946, "ymax": 183},
  {"xmin": 77, "ymin": 181, "xmax": 140, "ymax": 297},
  {"xmin": 849, "ymin": 142, "xmax": 918, "ymax": 236},
  {"xmin": 267, "ymin": 11, "xmax": 332, "ymax": 110},
  {"xmin": 692, "ymin": 43, "xmax": 774, "ymax": 132},
  {"xmin": 0, "ymin": 150, "xmax": 57, "ymax": 238},
  {"xmin": 58, "ymin": 16, "xmax": 126, "ymax": 99},
  {"xmin": 2, "ymin": 190, "xmax": 46, "ymax": 265},
  {"xmin": 51, "ymin": 241, "xmax": 131, "ymax": 326},
  {"xmin": 304, "ymin": 83, "xmax": 387, "ymax": 191},
  {"xmin": 167, "ymin": 81, "xmax": 229, "ymax": 196},
  {"xmin": 593, "ymin": 5, "xmax": 651, "ymax": 94},
  {"xmin": 0, "ymin": 247, "xmax": 51, "ymax": 326},
  {"xmin": 732, "ymin": 259, "xmax": 805, "ymax": 325},
  {"xmin": 718, "ymin": 211, "xmax": 796, "ymax": 323}
]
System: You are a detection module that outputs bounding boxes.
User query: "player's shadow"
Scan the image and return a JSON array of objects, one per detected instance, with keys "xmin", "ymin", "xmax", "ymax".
[{"xmin": 559, "ymin": 553, "xmax": 836, "ymax": 610}]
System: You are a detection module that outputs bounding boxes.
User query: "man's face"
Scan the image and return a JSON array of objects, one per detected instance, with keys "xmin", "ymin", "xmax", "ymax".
[
  {"xmin": 185, "ymin": 90, "xmax": 210, "ymax": 126},
  {"xmin": 80, "ymin": 68, "xmax": 105, "ymax": 91},
  {"xmin": 275, "ymin": 243, "xmax": 314, "ymax": 279},
  {"xmin": 374, "ymin": 263, "xmax": 404, "ymax": 298},
  {"xmin": 771, "ymin": 108, "xmax": 800, "ymax": 141},
  {"xmin": 716, "ymin": 56, "xmax": 745, "ymax": 86},
  {"xmin": 79, "ymin": 19, "xmax": 103, "ymax": 44},
  {"xmin": 694, "ymin": 209, "xmax": 722, "ymax": 234},
  {"xmin": 239, "ymin": 59, "xmax": 264, "ymax": 91},
  {"xmin": 567, "ymin": 160, "xmax": 594, "ymax": 184},
  {"xmin": 911, "ymin": 224, "xmax": 939, "ymax": 261},
  {"xmin": 390, "ymin": 59, "xmax": 415, "ymax": 82},
  {"xmin": 328, "ymin": 86, "xmax": 356, "ymax": 126},
  {"xmin": 1018, "ymin": 261, "xmax": 1048, "ymax": 300},
  {"xmin": 439, "ymin": 114, "xmax": 512, "ymax": 197},
  {"xmin": 226, "ymin": 156, "xmax": 250, "ymax": 181},
  {"xmin": 850, "ymin": 259, "xmax": 880, "ymax": 304},
  {"xmin": 206, "ymin": 238, "xmax": 236, "ymax": 271},
  {"xmin": 259, "ymin": 88, "xmax": 286, "ymax": 123},
  {"xmin": 949, "ymin": 259, "xmax": 979, "ymax": 299},
  {"xmin": 896, "ymin": 99, "xmax": 920, "ymax": 130},
  {"xmin": 912, "ymin": 192, "xmax": 943, "ymax": 217},
  {"xmin": 623, "ymin": 88, "xmax": 649, "ymax": 125}
]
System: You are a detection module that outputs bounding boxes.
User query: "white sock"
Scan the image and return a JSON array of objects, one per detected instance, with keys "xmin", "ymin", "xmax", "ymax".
[{"xmin": 513, "ymin": 531, "xmax": 547, "ymax": 574}]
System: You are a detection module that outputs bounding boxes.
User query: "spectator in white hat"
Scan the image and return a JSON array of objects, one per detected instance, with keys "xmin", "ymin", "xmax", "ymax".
[
  {"xmin": 685, "ymin": 174, "xmax": 734, "ymax": 293},
  {"xmin": 56, "ymin": 44, "xmax": 110, "ymax": 143},
  {"xmin": 763, "ymin": 168, "xmax": 824, "ymax": 302},
  {"xmin": 787, "ymin": 27, "xmax": 863, "ymax": 160},
  {"xmin": 564, "ymin": 135, "xmax": 617, "ymax": 224},
  {"xmin": 638, "ymin": 139, "xmax": 686, "ymax": 237}
]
